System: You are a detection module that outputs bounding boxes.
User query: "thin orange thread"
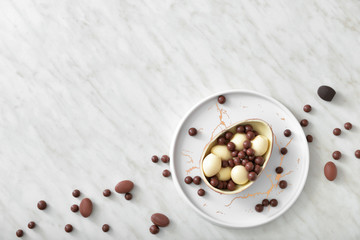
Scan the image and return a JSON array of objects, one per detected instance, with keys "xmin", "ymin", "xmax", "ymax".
[
  {"xmin": 182, "ymin": 153, "xmax": 194, "ymax": 164},
  {"xmin": 185, "ymin": 166, "xmax": 199, "ymax": 174}
]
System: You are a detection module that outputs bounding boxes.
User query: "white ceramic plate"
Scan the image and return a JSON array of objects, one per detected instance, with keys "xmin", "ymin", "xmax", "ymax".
[{"xmin": 170, "ymin": 90, "xmax": 309, "ymax": 228}]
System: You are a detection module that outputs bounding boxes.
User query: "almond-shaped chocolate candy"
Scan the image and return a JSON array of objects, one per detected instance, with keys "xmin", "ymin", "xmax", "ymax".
[
  {"xmin": 151, "ymin": 213, "xmax": 170, "ymax": 227},
  {"xmin": 115, "ymin": 180, "xmax": 134, "ymax": 194},
  {"xmin": 79, "ymin": 198, "xmax": 93, "ymax": 218},
  {"xmin": 324, "ymin": 162, "xmax": 337, "ymax": 181},
  {"xmin": 317, "ymin": 85, "xmax": 336, "ymax": 102}
]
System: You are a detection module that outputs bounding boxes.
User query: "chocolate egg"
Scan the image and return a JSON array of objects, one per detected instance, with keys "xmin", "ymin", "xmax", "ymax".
[
  {"xmin": 202, "ymin": 153, "xmax": 221, "ymax": 177},
  {"xmin": 211, "ymin": 145, "xmax": 232, "ymax": 160},
  {"xmin": 79, "ymin": 198, "xmax": 93, "ymax": 218},
  {"xmin": 324, "ymin": 162, "xmax": 337, "ymax": 181}
]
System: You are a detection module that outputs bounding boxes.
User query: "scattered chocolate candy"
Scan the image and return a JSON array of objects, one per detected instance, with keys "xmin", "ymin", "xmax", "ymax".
[
  {"xmin": 151, "ymin": 155, "xmax": 159, "ymax": 163},
  {"xmin": 333, "ymin": 128, "xmax": 341, "ymax": 136},
  {"xmin": 72, "ymin": 189, "xmax": 80, "ymax": 198},
  {"xmin": 231, "ymin": 151, "xmax": 239, "ymax": 157},
  {"xmin": 161, "ymin": 155, "xmax": 170, "ymax": 163},
  {"xmin": 248, "ymin": 155, "xmax": 255, "ymax": 161},
  {"xmin": 227, "ymin": 180, "xmax": 236, "ymax": 191},
  {"xmin": 115, "ymin": 180, "xmax": 134, "ymax": 193},
  {"xmin": 254, "ymin": 156, "xmax": 264, "ymax": 166},
  {"xmin": 227, "ymin": 142, "xmax": 235, "ymax": 151},
  {"xmin": 245, "ymin": 125, "xmax": 253, "ymax": 132},
  {"xmin": 324, "ymin": 162, "xmax": 337, "ymax": 181},
  {"xmin": 246, "ymin": 148, "xmax": 255, "ymax": 156},
  {"xmin": 262, "ymin": 199, "xmax": 269, "ymax": 206},
  {"xmin": 28, "ymin": 221, "xmax": 35, "ymax": 229},
  {"xmin": 355, "ymin": 150, "xmax": 360, "ymax": 159},
  {"xmin": 193, "ymin": 176, "xmax": 201, "ymax": 185},
  {"xmin": 280, "ymin": 147, "xmax": 288, "ymax": 155},
  {"xmin": 210, "ymin": 177, "xmax": 219, "ymax": 187},
  {"xmin": 248, "ymin": 172, "xmax": 257, "ymax": 181},
  {"xmin": 222, "ymin": 160, "xmax": 229, "ymax": 168},
  {"xmin": 65, "ymin": 224, "xmax": 73, "ymax": 233},
  {"xmin": 344, "ymin": 122, "xmax": 352, "ymax": 130},
  {"xmin": 103, "ymin": 189, "xmax": 111, "ymax": 197},
  {"xmin": 284, "ymin": 129, "xmax": 291, "ymax": 137},
  {"xmin": 300, "ymin": 119, "xmax": 308, "ymax": 127},
  {"xmin": 102, "ymin": 224, "xmax": 110, "ymax": 232},
  {"xmin": 217, "ymin": 137, "xmax": 227, "ymax": 145},
  {"xmin": 279, "ymin": 180, "xmax": 287, "ymax": 189},
  {"xmin": 243, "ymin": 140, "xmax": 251, "ymax": 149},
  {"xmin": 184, "ymin": 176, "xmax": 193, "ymax": 184},
  {"xmin": 254, "ymin": 165, "xmax": 262, "ymax": 174},
  {"xmin": 275, "ymin": 166, "xmax": 283, "ymax": 174},
  {"xmin": 317, "ymin": 85, "xmax": 336, "ymax": 102},
  {"xmin": 255, "ymin": 204, "xmax": 264, "ymax": 212},
  {"xmin": 198, "ymin": 188, "xmax": 205, "ymax": 196},
  {"xmin": 332, "ymin": 151, "xmax": 341, "ymax": 160},
  {"xmin": 149, "ymin": 225, "xmax": 160, "ymax": 234},
  {"xmin": 162, "ymin": 169, "xmax": 171, "ymax": 177},
  {"xmin": 246, "ymin": 131, "xmax": 255, "ymax": 140},
  {"xmin": 225, "ymin": 131, "xmax": 233, "ymax": 140},
  {"xmin": 125, "ymin": 193, "xmax": 133, "ymax": 200},
  {"xmin": 228, "ymin": 159, "xmax": 235, "ymax": 168},
  {"xmin": 270, "ymin": 199, "xmax": 278, "ymax": 207},
  {"xmin": 306, "ymin": 135, "xmax": 313, "ymax": 142},
  {"xmin": 37, "ymin": 200, "xmax": 47, "ymax": 210},
  {"xmin": 16, "ymin": 229, "xmax": 23, "ymax": 237},
  {"xmin": 71, "ymin": 204, "xmax": 79, "ymax": 212},
  {"xmin": 151, "ymin": 213, "xmax": 170, "ymax": 227},
  {"xmin": 238, "ymin": 151, "xmax": 246, "ymax": 159},
  {"xmin": 241, "ymin": 159, "xmax": 248, "ymax": 166},
  {"xmin": 236, "ymin": 125, "xmax": 245, "ymax": 133},
  {"xmin": 303, "ymin": 104, "xmax": 312, "ymax": 113},
  {"xmin": 188, "ymin": 128, "xmax": 197, "ymax": 136},
  {"xmin": 218, "ymin": 95, "xmax": 226, "ymax": 104},
  {"xmin": 245, "ymin": 162, "xmax": 254, "ymax": 172},
  {"xmin": 79, "ymin": 198, "xmax": 93, "ymax": 218},
  {"xmin": 233, "ymin": 157, "xmax": 241, "ymax": 166}
]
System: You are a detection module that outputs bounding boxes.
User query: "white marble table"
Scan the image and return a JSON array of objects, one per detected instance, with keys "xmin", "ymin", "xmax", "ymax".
[{"xmin": 1, "ymin": 0, "xmax": 360, "ymax": 239}]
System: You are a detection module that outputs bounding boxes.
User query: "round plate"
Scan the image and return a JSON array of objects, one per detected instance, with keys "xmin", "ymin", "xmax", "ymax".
[{"xmin": 170, "ymin": 90, "xmax": 309, "ymax": 228}]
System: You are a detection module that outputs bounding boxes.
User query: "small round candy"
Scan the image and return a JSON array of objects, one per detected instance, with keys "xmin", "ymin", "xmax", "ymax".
[
  {"xmin": 344, "ymin": 122, "xmax": 352, "ymax": 130},
  {"xmin": 161, "ymin": 155, "xmax": 170, "ymax": 163},
  {"xmin": 332, "ymin": 151, "xmax": 341, "ymax": 160},
  {"xmin": 275, "ymin": 167, "xmax": 283, "ymax": 174},
  {"xmin": 333, "ymin": 128, "xmax": 341, "ymax": 136},
  {"xmin": 303, "ymin": 104, "xmax": 312, "ymax": 112},
  {"xmin": 72, "ymin": 189, "xmax": 80, "ymax": 198},
  {"xmin": 162, "ymin": 169, "xmax": 171, "ymax": 177},
  {"xmin": 248, "ymin": 155, "xmax": 255, "ymax": 161},
  {"xmin": 37, "ymin": 200, "xmax": 47, "ymax": 210},
  {"xmin": 217, "ymin": 137, "xmax": 227, "ymax": 145},
  {"xmin": 193, "ymin": 176, "xmax": 201, "ymax": 185},
  {"xmin": 246, "ymin": 148, "xmax": 255, "ymax": 156},
  {"xmin": 248, "ymin": 172, "xmax": 257, "ymax": 181},
  {"xmin": 254, "ymin": 156, "xmax": 264, "ymax": 166},
  {"xmin": 225, "ymin": 132, "xmax": 233, "ymax": 140},
  {"xmin": 103, "ymin": 189, "xmax": 111, "ymax": 197},
  {"xmin": 254, "ymin": 165, "xmax": 262, "ymax": 174},
  {"xmin": 149, "ymin": 225, "xmax": 159, "ymax": 234},
  {"xmin": 188, "ymin": 128, "xmax": 197, "ymax": 136},
  {"xmin": 184, "ymin": 176, "xmax": 193, "ymax": 184},
  {"xmin": 125, "ymin": 193, "xmax": 133, "ymax": 200},
  {"xmin": 151, "ymin": 155, "xmax": 159, "ymax": 163},
  {"xmin": 71, "ymin": 204, "xmax": 79, "ymax": 212},
  {"xmin": 279, "ymin": 180, "xmax": 287, "ymax": 189},
  {"xmin": 228, "ymin": 159, "xmax": 235, "ymax": 168},
  {"xmin": 270, "ymin": 199, "xmax": 278, "ymax": 207},
  {"xmin": 300, "ymin": 119, "xmax": 308, "ymax": 127},
  {"xmin": 102, "ymin": 224, "xmax": 110, "ymax": 232},
  {"xmin": 197, "ymin": 188, "xmax": 205, "ymax": 196},
  {"xmin": 306, "ymin": 135, "xmax": 313, "ymax": 142},
  {"xmin": 255, "ymin": 204, "xmax": 264, "ymax": 212},
  {"xmin": 65, "ymin": 224, "xmax": 73, "ymax": 233},
  {"xmin": 236, "ymin": 125, "xmax": 245, "ymax": 133},
  {"xmin": 28, "ymin": 221, "xmax": 36, "ymax": 229},
  {"xmin": 245, "ymin": 162, "xmax": 254, "ymax": 172},
  {"xmin": 234, "ymin": 157, "xmax": 241, "ymax": 166},
  {"xmin": 227, "ymin": 142, "xmax": 235, "ymax": 151},
  {"xmin": 246, "ymin": 131, "xmax": 255, "ymax": 140},
  {"xmin": 244, "ymin": 125, "xmax": 253, "ymax": 132},
  {"xmin": 262, "ymin": 199, "xmax": 269, "ymax": 206},
  {"xmin": 227, "ymin": 180, "xmax": 236, "ymax": 191},
  {"xmin": 16, "ymin": 229, "xmax": 24, "ymax": 237},
  {"xmin": 210, "ymin": 177, "xmax": 219, "ymax": 187},
  {"xmin": 284, "ymin": 129, "xmax": 291, "ymax": 137},
  {"xmin": 280, "ymin": 147, "xmax": 288, "ymax": 155},
  {"xmin": 222, "ymin": 160, "xmax": 229, "ymax": 168},
  {"xmin": 218, "ymin": 95, "xmax": 226, "ymax": 104},
  {"xmin": 243, "ymin": 140, "xmax": 251, "ymax": 149},
  {"xmin": 355, "ymin": 150, "xmax": 360, "ymax": 159},
  {"xmin": 241, "ymin": 159, "xmax": 249, "ymax": 166},
  {"xmin": 238, "ymin": 151, "xmax": 246, "ymax": 159}
]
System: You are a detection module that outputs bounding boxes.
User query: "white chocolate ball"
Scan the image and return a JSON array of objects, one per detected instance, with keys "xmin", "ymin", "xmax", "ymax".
[
  {"xmin": 231, "ymin": 165, "xmax": 249, "ymax": 185},
  {"xmin": 202, "ymin": 153, "xmax": 222, "ymax": 177},
  {"xmin": 216, "ymin": 167, "xmax": 231, "ymax": 181},
  {"xmin": 230, "ymin": 133, "xmax": 247, "ymax": 151},
  {"xmin": 251, "ymin": 135, "xmax": 269, "ymax": 156},
  {"xmin": 211, "ymin": 145, "xmax": 232, "ymax": 160}
]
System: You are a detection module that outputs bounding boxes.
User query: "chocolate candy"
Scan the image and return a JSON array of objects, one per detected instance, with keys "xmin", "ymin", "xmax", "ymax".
[
  {"xmin": 198, "ymin": 188, "xmax": 205, "ymax": 196},
  {"xmin": 270, "ymin": 199, "xmax": 278, "ymax": 207},
  {"xmin": 103, "ymin": 189, "xmax": 111, "ymax": 197},
  {"xmin": 306, "ymin": 135, "xmax": 313, "ymax": 142},
  {"xmin": 275, "ymin": 166, "xmax": 283, "ymax": 174},
  {"xmin": 246, "ymin": 148, "xmax": 255, "ymax": 156},
  {"xmin": 254, "ymin": 156, "xmax": 264, "ymax": 166},
  {"xmin": 222, "ymin": 160, "xmax": 229, "ymax": 168},
  {"xmin": 324, "ymin": 162, "xmax": 337, "ymax": 181},
  {"xmin": 248, "ymin": 172, "xmax": 257, "ymax": 181},
  {"xmin": 238, "ymin": 151, "xmax": 246, "ymax": 159},
  {"xmin": 72, "ymin": 189, "xmax": 80, "ymax": 198},
  {"xmin": 303, "ymin": 104, "xmax": 312, "ymax": 112},
  {"xmin": 210, "ymin": 177, "xmax": 219, "ymax": 187},
  {"xmin": 102, "ymin": 224, "xmax": 110, "ymax": 232},
  {"xmin": 162, "ymin": 169, "xmax": 171, "ymax": 177},
  {"xmin": 332, "ymin": 151, "xmax": 341, "ymax": 160},
  {"xmin": 255, "ymin": 204, "xmax": 263, "ymax": 212},
  {"xmin": 79, "ymin": 198, "xmax": 93, "ymax": 218},
  {"xmin": 218, "ymin": 95, "xmax": 226, "ymax": 104},
  {"xmin": 279, "ymin": 180, "xmax": 287, "ymax": 189},
  {"xmin": 65, "ymin": 224, "xmax": 73, "ymax": 233},
  {"xmin": 184, "ymin": 176, "xmax": 193, "ymax": 184},
  {"xmin": 333, "ymin": 128, "xmax": 341, "ymax": 136},
  {"xmin": 161, "ymin": 155, "xmax": 170, "ymax": 163},
  {"xmin": 234, "ymin": 157, "xmax": 241, "ymax": 166},
  {"xmin": 193, "ymin": 176, "xmax": 201, "ymax": 185},
  {"xmin": 254, "ymin": 165, "xmax": 262, "ymax": 174},
  {"xmin": 227, "ymin": 142, "xmax": 235, "ymax": 151},
  {"xmin": 355, "ymin": 150, "xmax": 360, "ymax": 158},
  {"xmin": 71, "ymin": 204, "xmax": 79, "ymax": 212},
  {"xmin": 151, "ymin": 213, "xmax": 170, "ymax": 227},
  {"xmin": 149, "ymin": 225, "xmax": 160, "ymax": 234},
  {"xmin": 188, "ymin": 128, "xmax": 197, "ymax": 136},
  {"xmin": 241, "ymin": 159, "xmax": 249, "ymax": 166},
  {"xmin": 231, "ymin": 151, "xmax": 239, "ymax": 157},
  {"xmin": 225, "ymin": 131, "xmax": 233, "ymax": 140},
  {"xmin": 151, "ymin": 155, "xmax": 159, "ymax": 163},
  {"xmin": 125, "ymin": 193, "xmax": 133, "ymax": 200},
  {"xmin": 115, "ymin": 180, "xmax": 134, "ymax": 193},
  {"xmin": 262, "ymin": 199, "xmax": 269, "ymax": 206},
  {"xmin": 236, "ymin": 125, "xmax": 245, "ymax": 133},
  {"xmin": 317, "ymin": 85, "xmax": 336, "ymax": 102},
  {"xmin": 16, "ymin": 229, "xmax": 23, "ymax": 237},
  {"xmin": 245, "ymin": 125, "xmax": 253, "ymax": 132},
  {"xmin": 37, "ymin": 200, "xmax": 47, "ymax": 210},
  {"xmin": 228, "ymin": 159, "xmax": 235, "ymax": 168},
  {"xmin": 300, "ymin": 119, "xmax": 308, "ymax": 127},
  {"xmin": 245, "ymin": 162, "xmax": 254, "ymax": 172},
  {"xmin": 248, "ymin": 155, "xmax": 255, "ymax": 161},
  {"xmin": 217, "ymin": 137, "xmax": 227, "ymax": 145},
  {"xmin": 227, "ymin": 180, "xmax": 236, "ymax": 191},
  {"xmin": 246, "ymin": 131, "xmax": 255, "ymax": 140},
  {"xmin": 344, "ymin": 122, "xmax": 352, "ymax": 130},
  {"xmin": 243, "ymin": 140, "xmax": 251, "ymax": 149},
  {"xmin": 284, "ymin": 129, "xmax": 291, "ymax": 137},
  {"xmin": 28, "ymin": 221, "xmax": 35, "ymax": 229},
  {"xmin": 280, "ymin": 147, "xmax": 288, "ymax": 155}
]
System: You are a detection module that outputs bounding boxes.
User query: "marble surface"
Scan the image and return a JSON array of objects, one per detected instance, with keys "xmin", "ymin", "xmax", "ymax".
[{"xmin": 0, "ymin": 0, "xmax": 360, "ymax": 239}]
